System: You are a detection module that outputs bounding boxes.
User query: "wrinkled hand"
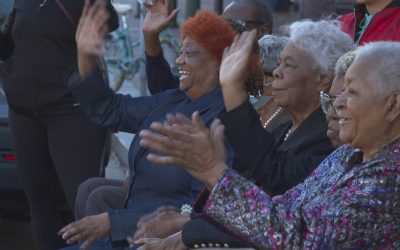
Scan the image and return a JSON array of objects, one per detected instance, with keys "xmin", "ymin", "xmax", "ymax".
[
  {"xmin": 219, "ymin": 30, "xmax": 257, "ymax": 89},
  {"xmin": 58, "ymin": 212, "xmax": 110, "ymax": 250},
  {"xmin": 76, "ymin": 0, "xmax": 109, "ymax": 78},
  {"xmin": 139, "ymin": 112, "xmax": 228, "ymax": 189},
  {"xmin": 133, "ymin": 206, "xmax": 189, "ymax": 241},
  {"xmin": 134, "ymin": 232, "xmax": 187, "ymax": 250},
  {"xmin": 76, "ymin": 0, "xmax": 109, "ymax": 57},
  {"xmin": 143, "ymin": 0, "xmax": 179, "ymax": 35}
]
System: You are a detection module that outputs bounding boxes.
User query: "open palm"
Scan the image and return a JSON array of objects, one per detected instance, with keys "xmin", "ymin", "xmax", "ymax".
[
  {"xmin": 220, "ymin": 30, "xmax": 257, "ymax": 89},
  {"xmin": 143, "ymin": 0, "xmax": 179, "ymax": 35}
]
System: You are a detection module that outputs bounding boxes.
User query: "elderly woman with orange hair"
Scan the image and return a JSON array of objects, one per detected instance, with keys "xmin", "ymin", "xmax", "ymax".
[{"xmin": 57, "ymin": 1, "xmax": 236, "ymax": 249}]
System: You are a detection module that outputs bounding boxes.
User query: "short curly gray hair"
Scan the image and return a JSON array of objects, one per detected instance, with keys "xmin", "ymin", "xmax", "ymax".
[
  {"xmin": 258, "ymin": 35, "xmax": 289, "ymax": 75},
  {"xmin": 354, "ymin": 41, "xmax": 400, "ymax": 98},
  {"xmin": 288, "ymin": 20, "xmax": 354, "ymax": 75},
  {"xmin": 334, "ymin": 50, "xmax": 356, "ymax": 77}
]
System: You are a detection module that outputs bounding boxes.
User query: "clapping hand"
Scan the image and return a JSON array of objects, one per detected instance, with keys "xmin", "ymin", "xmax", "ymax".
[
  {"xmin": 219, "ymin": 30, "xmax": 258, "ymax": 111},
  {"xmin": 139, "ymin": 112, "xmax": 228, "ymax": 190}
]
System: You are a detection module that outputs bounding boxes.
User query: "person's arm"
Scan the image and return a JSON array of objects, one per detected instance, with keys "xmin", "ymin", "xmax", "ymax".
[
  {"xmin": 203, "ymin": 155, "xmax": 400, "ymax": 249},
  {"xmin": 0, "ymin": 8, "xmax": 15, "ymax": 60},
  {"xmin": 64, "ymin": 64, "xmax": 168, "ymax": 133},
  {"xmin": 143, "ymin": 0, "xmax": 180, "ymax": 94},
  {"xmin": 219, "ymin": 100, "xmax": 333, "ymax": 195}
]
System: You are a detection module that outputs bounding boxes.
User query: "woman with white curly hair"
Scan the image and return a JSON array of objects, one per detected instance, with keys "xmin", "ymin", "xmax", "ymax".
[{"xmin": 217, "ymin": 19, "xmax": 354, "ymax": 195}]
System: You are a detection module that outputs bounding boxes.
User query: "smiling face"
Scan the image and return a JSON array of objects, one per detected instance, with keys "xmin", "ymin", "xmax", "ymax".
[
  {"xmin": 334, "ymin": 58, "xmax": 388, "ymax": 150},
  {"xmin": 326, "ymin": 75, "xmax": 344, "ymax": 148},
  {"xmin": 176, "ymin": 37, "xmax": 220, "ymax": 100},
  {"xmin": 271, "ymin": 42, "xmax": 322, "ymax": 114}
]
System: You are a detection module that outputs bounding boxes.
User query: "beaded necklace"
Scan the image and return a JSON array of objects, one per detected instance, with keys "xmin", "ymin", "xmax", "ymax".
[
  {"xmin": 262, "ymin": 107, "xmax": 283, "ymax": 129},
  {"xmin": 39, "ymin": 0, "xmax": 47, "ymax": 8}
]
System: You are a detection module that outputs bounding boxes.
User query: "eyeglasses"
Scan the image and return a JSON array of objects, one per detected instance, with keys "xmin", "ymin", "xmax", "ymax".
[
  {"xmin": 320, "ymin": 91, "xmax": 339, "ymax": 114},
  {"xmin": 224, "ymin": 18, "xmax": 265, "ymax": 32}
]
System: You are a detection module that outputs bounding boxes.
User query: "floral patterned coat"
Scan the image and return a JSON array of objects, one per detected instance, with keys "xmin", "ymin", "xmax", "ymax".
[{"xmin": 201, "ymin": 140, "xmax": 400, "ymax": 249}]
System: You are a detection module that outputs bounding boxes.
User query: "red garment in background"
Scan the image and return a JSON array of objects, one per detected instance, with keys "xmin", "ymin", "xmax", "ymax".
[{"xmin": 340, "ymin": 0, "xmax": 400, "ymax": 45}]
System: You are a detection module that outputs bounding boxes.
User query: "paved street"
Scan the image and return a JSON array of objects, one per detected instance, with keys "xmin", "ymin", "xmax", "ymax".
[{"xmin": 0, "ymin": 1, "xmax": 298, "ymax": 249}]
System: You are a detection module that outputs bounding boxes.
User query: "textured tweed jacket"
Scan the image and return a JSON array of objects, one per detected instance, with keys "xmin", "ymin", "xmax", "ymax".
[{"xmin": 201, "ymin": 140, "xmax": 400, "ymax": 249}]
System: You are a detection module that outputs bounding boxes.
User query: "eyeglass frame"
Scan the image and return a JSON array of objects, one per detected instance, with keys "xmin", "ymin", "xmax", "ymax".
[
  {"xmin": 319, "ymin": 91, "xmax": 339, "ymax": 114},
  {"xmin": 224, "ymin": 18, "xmax": 266, "ymax": 32}
]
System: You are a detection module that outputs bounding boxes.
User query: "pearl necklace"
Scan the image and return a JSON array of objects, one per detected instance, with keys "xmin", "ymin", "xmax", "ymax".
[
  {"xmin": 39, "ymin": 0, "xmax": 47, "ymax": 8},
  {"xmin": 284, "ymin": 128, "xmax": 294, "ymax": 141},
  {"xmin": 262, "ymin": 107, "xmax": 283, "ymax": 128}
]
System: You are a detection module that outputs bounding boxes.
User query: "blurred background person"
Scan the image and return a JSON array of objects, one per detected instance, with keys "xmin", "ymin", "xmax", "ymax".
[
  {"xmin": 298, "ymin": 0, "xmax": 336, "ymax": 20},
  {"xmin": 255, "ymin": 34, "xmax": 290, "ymax": 131},
  {"xmin": 320, "ymin": 50, "xmax": 355, "ymax": 148},
  {"xmin": 340, "ymin": 0, "xmax": 400, "ymax": 45}
]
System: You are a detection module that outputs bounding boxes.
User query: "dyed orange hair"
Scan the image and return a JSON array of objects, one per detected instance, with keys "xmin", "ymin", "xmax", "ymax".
[{"xmin": 180, "ymin": 10, "xmax": 236, "ymax": 63}]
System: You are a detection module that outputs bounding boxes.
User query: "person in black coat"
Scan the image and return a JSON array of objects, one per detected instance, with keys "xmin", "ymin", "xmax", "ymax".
[{"xmin": 0, "ymin": 1, "xmax": 117, "ymax": 249}]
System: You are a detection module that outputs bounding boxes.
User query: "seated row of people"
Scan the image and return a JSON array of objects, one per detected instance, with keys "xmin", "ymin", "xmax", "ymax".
[
  {"xmin": 140, "ymin": 38, "xmax": 400, "ymax": 249},
  {"xmin": 59, "ymin": 0, "xmax": 400, "ymax": 249}
]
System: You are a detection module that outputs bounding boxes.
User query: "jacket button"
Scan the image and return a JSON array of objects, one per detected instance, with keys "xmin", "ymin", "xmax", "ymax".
[
  {"xmin": 215, "ymin": 243, "xmax": 221, "ymax": 247},
  {"xmin": 208, "ymin": 243, "xmax": 214, "ymax": 247},
  {"xmin": 201, "ymin": 243, "xmax": 206, "ymax": 248},
  {"xmin": 224, "ymin": 243, "xmax": 230, "ymax": 248},
  {"xmin": 193, "ymin": 244, "xmax": 200, "ymax": 248}
]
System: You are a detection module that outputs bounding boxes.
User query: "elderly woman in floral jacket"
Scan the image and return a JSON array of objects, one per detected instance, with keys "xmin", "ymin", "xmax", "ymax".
[{"xmin": 139, "ymin": 36, "xmax": 400, "ymax": 248}]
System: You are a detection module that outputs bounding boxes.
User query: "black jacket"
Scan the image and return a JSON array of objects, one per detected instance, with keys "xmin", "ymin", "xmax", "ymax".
[
  {"xmin": 0, "ymin": 0, "xmax": 117, "ymax": 115},
  {"xmin": 220, "ymin": 100, "xmax": 334, "ymax": 195}
]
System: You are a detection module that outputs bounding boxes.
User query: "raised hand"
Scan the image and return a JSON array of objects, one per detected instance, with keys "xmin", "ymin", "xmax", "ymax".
[
  {"xmin": 143, "ymin": 0, "xmax": 179, "ymax": 35},
  {"xmin": 142, "ymin": 0, "xmax": 179, "ymax": 57},
  {"xmin": 76, "ymin": 0, "xmax": 109, "ymax": 78},
  {"xmin": 139, "ymin": 112, "xmax": 228, "ymax": 190},
  {"xmin": 219, "ymin": 30, "xmax": 257, "ymax": 111}
]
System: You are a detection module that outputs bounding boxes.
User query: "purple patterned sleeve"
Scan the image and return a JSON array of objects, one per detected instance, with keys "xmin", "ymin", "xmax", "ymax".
[
  {"xmin": 204, "ymin": 169, "xmax": 287, "ymax": 248},
  {"xmin": 203, "ymin": 144, "xmax": 400, "ymax": 249}
]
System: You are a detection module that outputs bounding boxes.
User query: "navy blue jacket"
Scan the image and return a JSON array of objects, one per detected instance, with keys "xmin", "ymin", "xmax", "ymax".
[
  {"xmin": 146, "ymin": 52, "xmax": 179, "ymax": 95},
  {"xmin": 64, "ymin": 65, "xmax": 228, "ymax": 247}
]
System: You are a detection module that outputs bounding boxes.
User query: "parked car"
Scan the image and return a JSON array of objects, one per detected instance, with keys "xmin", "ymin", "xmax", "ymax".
[{"xmin": 0, "ymin": 88, "xmax": 29, "ymax": 213}]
